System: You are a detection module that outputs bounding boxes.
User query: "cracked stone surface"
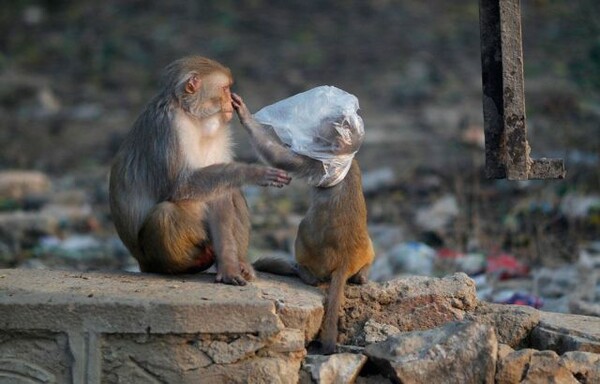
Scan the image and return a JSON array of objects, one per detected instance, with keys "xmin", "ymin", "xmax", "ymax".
[{"xmin": 0, "ymin": 269, "xmax": 323, "ymax": 383}]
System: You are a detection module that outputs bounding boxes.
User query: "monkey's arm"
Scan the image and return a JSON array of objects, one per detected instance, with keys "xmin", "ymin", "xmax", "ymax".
[
  {"xmin": 232, "ymin": 93, "xmax": 325, "ymax": 181},
  {"xmin": 169, "ymin": 162, "xmax": 290, "ymax": 202}
]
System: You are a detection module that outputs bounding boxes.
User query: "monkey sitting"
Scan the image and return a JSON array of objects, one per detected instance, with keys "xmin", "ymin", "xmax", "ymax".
[
  {"xmin": 109, "ymin": 56, "xmax": 291, "ymax": 285},
  {"xmin": 232, "ymin": 93, "xmax": 375, "ymax": 354}
]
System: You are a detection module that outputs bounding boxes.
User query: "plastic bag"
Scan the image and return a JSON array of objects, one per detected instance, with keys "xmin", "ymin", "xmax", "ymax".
[{"xmin": 253, "ymin": 86, "xmax": 364, "ymax": 187}]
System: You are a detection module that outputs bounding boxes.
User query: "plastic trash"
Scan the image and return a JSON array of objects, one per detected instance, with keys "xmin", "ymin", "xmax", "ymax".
[
  {"xmin": 498, "ymin": 291, "xmax": 544, "ymax": 309},
  {"xmin": 435, "ymin": 248, "xmax": 486, "ymax": 276},
  {"xmin": 486, "ymin": 253, "xmax": 529, "ymax": 280},
  {"xmin": 387, "ymin": 241, "xmax": 436, "ymax": 276},
  {"xmin": 254, "ymin": 86, "xmax": 364, "ymax": 187}
]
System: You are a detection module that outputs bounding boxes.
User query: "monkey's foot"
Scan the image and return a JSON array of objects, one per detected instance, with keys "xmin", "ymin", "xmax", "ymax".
[
  {"xmin": 215, "ymin": 265, "xmax": 248, "ymax": 286},
  {"xmin": 239, "ymin": 262, "xmax": 256, "ymax": 282}
]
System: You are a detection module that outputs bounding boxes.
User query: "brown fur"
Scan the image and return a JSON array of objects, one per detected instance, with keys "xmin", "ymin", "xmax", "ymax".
[
  {"xmin": 109, "ymin": 56, "xmax": 290, "ymax": 285},
  {"xmin": 233, "ymin": 93, "xmax": 374, "ymax": 353}
]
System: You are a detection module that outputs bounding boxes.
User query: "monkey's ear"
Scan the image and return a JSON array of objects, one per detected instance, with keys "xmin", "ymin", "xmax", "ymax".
[{"xmin": 185, "ymin": 75, "xmax": 201, "ymax": 94}]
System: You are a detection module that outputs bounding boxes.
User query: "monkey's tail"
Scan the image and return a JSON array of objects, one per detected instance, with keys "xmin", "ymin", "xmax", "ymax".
[
  {"xmin": 252, "ymin": 253, "xmax": 297, "ymax": 276},
  {"xmin": 319, "ymin": 268, "xmax": 347, "ymax": 354}
]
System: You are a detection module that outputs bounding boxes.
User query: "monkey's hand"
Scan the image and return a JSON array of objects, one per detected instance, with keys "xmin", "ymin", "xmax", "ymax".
[
  {"xmin": 231, "ymin": 93, "xmax": 253, "ymax": 125},
  {"xmin": 250, "ymin": 165, "xmax": 292, "ymax": 188}
]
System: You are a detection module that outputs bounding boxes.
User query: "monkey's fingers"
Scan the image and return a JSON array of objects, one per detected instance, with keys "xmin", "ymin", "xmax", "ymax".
[
  {"xmin": 231, "ymin": 93, "xmax": 252, "ymax": 122},
  {"xmin": 231, "ymin": 93, "xmax": 244, "ymax": 110},
  {"xmin": 215, "ymin": 272, "xmax": 248, "ymax": 286},
  {"xmin": 260, "ymin": 168, "xmax": 292, "ymax": 188},
  {"xmin": 231, "ymin": 92, "xmax": 242, "ymax": 103}
]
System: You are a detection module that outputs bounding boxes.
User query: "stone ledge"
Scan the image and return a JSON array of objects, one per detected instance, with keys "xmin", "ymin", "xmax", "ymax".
[
  {"xmin": 0, "ymin": 269, "xmax": 324, "ymax": 384},
  {"xmin": 0, "ymin": 269, "xmax": 323, "ymax": 336},
  {"xmin": 2, "ymin": 269, "xmax": 599, "ymax": 383}
]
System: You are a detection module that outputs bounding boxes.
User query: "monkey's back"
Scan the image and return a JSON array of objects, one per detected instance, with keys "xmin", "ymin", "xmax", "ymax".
[{"xmin": 295, "ymin": 160, "xmax": 374, "ymax": 281}]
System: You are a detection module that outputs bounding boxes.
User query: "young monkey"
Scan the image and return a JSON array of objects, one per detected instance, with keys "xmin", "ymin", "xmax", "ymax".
[
  {"xmin": 109, "ymin": 56, "xmax": 291, "ymax": 285},
  {"xmin": 232, "ymin": 93, "xmax": 375, "ymax": 354}
]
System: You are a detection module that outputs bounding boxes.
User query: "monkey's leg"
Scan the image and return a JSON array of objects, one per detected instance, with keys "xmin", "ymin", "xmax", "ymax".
[
  {"xmin": 207, "ymin": 194, "xmax": 248, "ymax": 285},
  {"xmin": 138, "ymin": 201, "xmax": 213, "ymax": 274},
  {"xmin": 294, "ymin": 228, "xmax": 322, "ymax": 286},
  {"xmin": 231, "ymin": 189, "xmax": 256, "ymax": 281}
]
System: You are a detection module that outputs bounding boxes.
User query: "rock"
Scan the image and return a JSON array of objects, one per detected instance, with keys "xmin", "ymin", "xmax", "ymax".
[
  {"xmin": 496, "ymin": 349, "xmax": 578, "ymax": 384},
  {"xmin": 270, "ymin": 329, "xmax": 306, "ymax": 353},
  {"xmin": 466, "ymin": 301, "xmax": 540, "ymax": 348},
  {"xmin": 0, "ymin": 269, "xmax": 322, "ymax": 384},
  {"xmin": 569, "ymin": 299, "xmax": 600, "ymax": 317},
  {"xmin": 560, "ymin": 351, "xmax": 600, "ymax": 383},
  {"xmin": 524, "ymin": 350, "xmax": 578, "ymax": 384},
  {"xmin": 497, "ymin": 343, "xmax": 515, "ymax": 360},
  {"xmin": 258, "ymin": 276, "xmax": 324, "ymax": 341},
  {"xmin": 300, "ymin": 353, "xmax": 367, "ymax": 384},
  {"xmin": 364, "ymin": 321, "xmax": 497, "ymax": 384},
  {"xmin": 530, "ymin": 312, "xmax": 600, "ymax": 354},
  {"xmin": 363, "ymin": 319, "xmax": 401, "ymax": 344},
  {"xmin": 339, "ymin": 273, "xmax": 477, "ymax": 346},
  {"xmin": 495, "ymin": 348, "xmax": 535, "ymax": 384},
  {"xmin": 103, "ymin": 335, "xmax": 304, "ymax": 384},
  {"xmin": 202, "ymin": 335, "xmax": 266, "ymax": 364}
]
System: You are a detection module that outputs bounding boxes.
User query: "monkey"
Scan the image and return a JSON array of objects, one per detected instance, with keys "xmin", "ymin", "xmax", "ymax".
[
  {"xmin": 109, "ymin": 56, "xmax": 291, "ymax": 285},
  {"xmin": 232, "ymin": 93, "xmax": 375, "ymax": 354}
]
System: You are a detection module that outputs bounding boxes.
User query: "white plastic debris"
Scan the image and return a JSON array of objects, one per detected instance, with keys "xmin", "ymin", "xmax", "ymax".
[{"xmin": 254, "ymin": 86, "xmax": 364, "ymax": 187}]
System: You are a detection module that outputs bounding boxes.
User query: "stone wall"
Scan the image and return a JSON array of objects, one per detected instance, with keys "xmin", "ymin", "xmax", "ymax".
[
  {"xmin": 0, "ymin": 269, "xmax": 323, "ymax": 383},
  {"xmin": 1, "ymin": 269, "xmax": 599, "ymax": 383}
]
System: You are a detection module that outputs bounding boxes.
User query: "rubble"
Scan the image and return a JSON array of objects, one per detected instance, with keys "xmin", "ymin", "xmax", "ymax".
[{"xmin": 365, "ymin": 321, "xmax": 498, "ymax": 384}]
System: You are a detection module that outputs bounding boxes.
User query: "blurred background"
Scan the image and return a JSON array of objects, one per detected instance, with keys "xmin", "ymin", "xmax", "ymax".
[{"xmin": 0, "ymin": 1, "xmax": 598, "ymax": 314}]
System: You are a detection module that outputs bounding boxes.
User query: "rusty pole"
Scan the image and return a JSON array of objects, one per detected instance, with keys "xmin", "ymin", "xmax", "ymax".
[{"xmin": 479, "ymin": 0, "xmax": 566, "ymax": 180}]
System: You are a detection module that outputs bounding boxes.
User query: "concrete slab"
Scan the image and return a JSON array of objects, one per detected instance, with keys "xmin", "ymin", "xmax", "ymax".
[
  {"xmin": 0, "ymin": 269, "xmax": 323, "ymax": 335},
  {"xmin": 0, "ymin": 269, "xmax": 324, "ymax": 384}
]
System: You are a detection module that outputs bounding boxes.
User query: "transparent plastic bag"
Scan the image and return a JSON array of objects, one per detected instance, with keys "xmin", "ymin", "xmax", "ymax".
[{"xmin": 253, "ymin": 86, "xmax": 364, "ymax": 187}]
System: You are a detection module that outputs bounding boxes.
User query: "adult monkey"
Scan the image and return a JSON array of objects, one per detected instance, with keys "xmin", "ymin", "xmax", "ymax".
[{"xmin": 109, "ymin": 56, "xmax": 291, "ymax": 285}]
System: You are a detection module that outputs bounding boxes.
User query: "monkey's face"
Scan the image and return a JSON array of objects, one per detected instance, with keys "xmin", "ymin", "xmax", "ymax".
[
  {"xmin": 196, "ymin": 72, "xmax": 234, "ymax": 122},
  {"xmin": 312, "ymin": 117, "xmax": 362, "ymax": 156}
]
